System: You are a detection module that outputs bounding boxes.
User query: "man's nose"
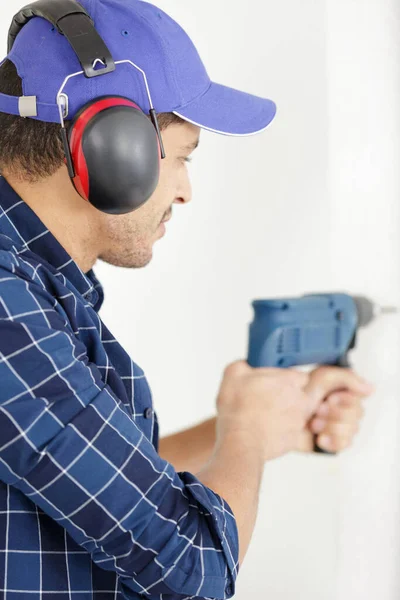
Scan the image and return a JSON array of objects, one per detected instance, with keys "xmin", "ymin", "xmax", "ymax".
[
  {"xmin": 173, "ymin": 186, "xmax": 192, "ymax": 205},
  {"xmin": 173, "ymin": 195, "xmax": 191, "ymax": 205},
  {"xmin": 173, "ymin": 170, "xmax": 192, "ymax": 205}
]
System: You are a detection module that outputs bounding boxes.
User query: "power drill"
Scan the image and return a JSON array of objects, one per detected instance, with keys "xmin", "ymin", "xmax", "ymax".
[
  {"xmin": 247, "ymin": 293, "xmax": 398, "ymax": 453},
  {"xmin": 248, "ymin": 293, "xmax": 397, "ymax": 368}
]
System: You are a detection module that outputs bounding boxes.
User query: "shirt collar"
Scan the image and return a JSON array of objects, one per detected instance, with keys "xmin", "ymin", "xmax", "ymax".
[{"xmin": 0, "ymin": 176, "xmax": 104, "ymax": 311}]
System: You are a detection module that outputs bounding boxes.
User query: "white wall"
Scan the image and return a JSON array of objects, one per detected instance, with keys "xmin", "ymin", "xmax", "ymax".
[
  {"xmin": 92, "ymin": 1, "xmax": 400, "ymax": 598},
  {"xmin": 1, "ymin": 0, "xmax": 399, "ymax": 598},
  {"xmin": 327, "ymin": 1, "xmax": 400, "ymax": 598}
]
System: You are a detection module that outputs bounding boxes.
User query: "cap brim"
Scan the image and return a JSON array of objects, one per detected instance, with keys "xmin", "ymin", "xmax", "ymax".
[{"xmin": 173, "ymin": 81, "xmax": 277, "ymax": 136}]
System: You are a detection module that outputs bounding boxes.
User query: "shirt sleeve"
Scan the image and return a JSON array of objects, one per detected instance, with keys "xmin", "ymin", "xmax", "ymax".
[{"xmin": 0, "ymin": 262, "xmax": 239, "ymax": 599}]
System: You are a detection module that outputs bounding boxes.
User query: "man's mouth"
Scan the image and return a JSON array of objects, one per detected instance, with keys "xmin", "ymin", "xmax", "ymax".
[{"xmin": 161, "ymin": 213, "xmax": 172, "ymax": 224}]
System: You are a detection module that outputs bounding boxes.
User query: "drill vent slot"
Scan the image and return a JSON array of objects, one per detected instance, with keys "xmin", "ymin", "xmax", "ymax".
[{"xmin": 277, "ymin": 328, "xmax": 301, "ymax": 354}]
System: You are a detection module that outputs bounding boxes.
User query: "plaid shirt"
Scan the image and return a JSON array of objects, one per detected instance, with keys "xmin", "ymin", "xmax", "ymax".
[{"xmin": 0, "ymin": 177, "xmax": 239, "ymax": 600}]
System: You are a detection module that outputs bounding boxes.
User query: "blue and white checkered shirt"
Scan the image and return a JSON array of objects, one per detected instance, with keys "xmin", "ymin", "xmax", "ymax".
[{"xmin": 0, "ymin": 177, "xmax": 239, "ymax": 600}]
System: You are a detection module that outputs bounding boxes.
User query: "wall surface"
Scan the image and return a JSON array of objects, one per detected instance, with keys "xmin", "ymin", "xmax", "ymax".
[
  {"xmin": 0, "ymin": 0, "xmax": 399, "ymax": 598},
  {"xmin": 326, "ymin": 1, "xmax": 400, "ymax": 598}
]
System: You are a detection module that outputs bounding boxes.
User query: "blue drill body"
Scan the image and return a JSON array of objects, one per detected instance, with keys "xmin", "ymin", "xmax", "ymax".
[{"xmin": 248, "ymin": 293, "xmax": 365, "ymax": 368}]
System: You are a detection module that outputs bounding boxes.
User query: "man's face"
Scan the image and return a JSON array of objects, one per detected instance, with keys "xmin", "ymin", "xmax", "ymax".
[{"xmin": 98, "ymin": 121, "xmax": 200, "ymax": 269}]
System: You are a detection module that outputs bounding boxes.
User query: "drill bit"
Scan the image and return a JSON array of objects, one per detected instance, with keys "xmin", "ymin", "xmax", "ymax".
[
  {"xmin": 371, "ymin": 303, "xmax": 398, "ymax": 321},
  {"xmin": 379, "ymin": 306, "xmax": 399, "ymax": 315}
]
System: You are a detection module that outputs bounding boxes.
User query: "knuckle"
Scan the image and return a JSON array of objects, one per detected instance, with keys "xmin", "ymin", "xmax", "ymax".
[
  {"xmin": 333, "ymin": 439, "xmax": 350, "ymax": 453},
  {"xmin": 342, "ymin": 370, "xmax": 358, "ymax": 384},
  {"xmin": 224, "ymin": 360, "xmax": 247, "ymax": 378},
  {"xmin": 297, "ymin": 372, "xmax": 310, "ymax": 386},
  {"xmin": 332, "ymin": 432, "xmax": 352, "ymax": 451},
  {"xmin": 349, "ymin": 407, "xmax": 364, "ymax": 423},
  {"xmin": 332, "ymin": 406, "xmax": 348, "ymax": 421},
  {"xmin": 286, "ymin": 369, "xmax": 309, "ymax": 386},
  {"xmin": 223, "ymin": 364, "xmax": 235, "ymax": 378},
  {"xmin": 341, "ymin": 367, "xmax": 353, "ymax": 375},
  {"xmin": 327, "ymin": 422, "xmax": 348, "ymax": 437},
  {"xmin": 344, "ymin": 392, "xmax": 359, "ymax": 404},
  {"xmin": 314, "ymin": 365, "xmax": 332, "ymax": 378},
  {"xmin": 262, "ymin": 367, "xmax": 284, "ymax": 376},
  {"xmin": 311, "ymin": 367, "xmax": 331, "ymax": 387}
]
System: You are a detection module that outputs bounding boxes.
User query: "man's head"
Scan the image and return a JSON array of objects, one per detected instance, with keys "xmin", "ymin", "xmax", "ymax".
[
  {"xmin": 0, "ymin": 59, "xmax": 200, "ymax": 270},
  {"xmin": 0, "ymin": 0, "xmax": 277, "ymax": 271}
]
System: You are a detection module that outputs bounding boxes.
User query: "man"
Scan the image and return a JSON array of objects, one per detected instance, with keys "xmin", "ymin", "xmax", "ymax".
[{"xmin": 0, "ymin": 0, "xmax": 373, "ymax": 598}]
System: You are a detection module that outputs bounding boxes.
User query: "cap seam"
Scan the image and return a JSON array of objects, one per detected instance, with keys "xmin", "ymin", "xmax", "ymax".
[
  {"xmin": 136, "ymin": 9, "xmax": 181, "ymax": 106},
  {"xmin": 173, "ymin": 80, "xmax": 212, "ymax": 112}
]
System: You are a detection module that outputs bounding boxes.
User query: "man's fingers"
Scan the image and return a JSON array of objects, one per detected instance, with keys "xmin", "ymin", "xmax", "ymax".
[
  {"xmin": 309, "ymin": 417, "xmax": 326, "ymax": 434},
  {"xmin": 317, "ymin": 414, "xmax": 362, "ymax": 452},
  {"xmin": 308, "ymin": 380, "xmax": 369, "ymax": 453},
  {"xmin": 315, "ymin": 392, "xmax": 366, "ymax": 416},
  {"xmin": 324, "ymin": 403, "xmax": 364, "ymax": 423},
  {"xmin": 328, "ymin": 392, "xmax": 366, "ymax": 409},
  {"xmin": 321, "ymin": 420, "xmax": 360, "ymax": 438},
  {"xmin": 317, "ymin": 432, "xmax": 353, "ymax": 453},
  {"xmin": 309, "ymin": 404, "xmax": 364, "ymax": 435},
  {"xmin": 329, "ymin": 367, "xmax": 374, "ymax": 394},
  {"xmin": 309, "ymin": 415, "xmax": 358, "ymax": 436},
  {"xmin": 309, "ymin": 366, "xmax": 375, "ymax": 398}
]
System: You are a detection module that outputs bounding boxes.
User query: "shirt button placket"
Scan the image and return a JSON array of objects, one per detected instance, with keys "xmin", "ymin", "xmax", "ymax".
[{"xmin": 144, "ymin": 407, "xmax": 153, "ymax": 419}]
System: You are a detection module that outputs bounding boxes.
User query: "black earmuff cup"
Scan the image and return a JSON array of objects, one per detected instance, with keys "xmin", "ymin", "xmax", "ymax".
[{"xmin": 69, "ymin": 99, "xmax": 160, "ymax": 214}]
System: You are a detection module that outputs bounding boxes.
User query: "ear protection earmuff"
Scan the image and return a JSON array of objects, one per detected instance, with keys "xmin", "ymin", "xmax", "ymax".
[
  {"xmin": 67, "ymin": 95, "xmax": 162, "ymax": 214},
  {"xmin": 8, "ymin": 0, "xmax": 166, "ymax": 215}
]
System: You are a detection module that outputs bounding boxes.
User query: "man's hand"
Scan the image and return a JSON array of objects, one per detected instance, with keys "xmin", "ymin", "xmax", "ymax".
[
  {"xmin": 216, "ymin": 361, "xmax": 313, "ymax": 461},
  {"xmin": 297, "ymin": 366, "xmax": 375, "ymax": 453}
]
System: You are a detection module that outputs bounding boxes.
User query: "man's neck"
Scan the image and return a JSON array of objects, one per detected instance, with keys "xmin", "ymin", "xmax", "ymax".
[{"xmin": 3, "ymin": 167, "xmax": 101, "ymax": 273}]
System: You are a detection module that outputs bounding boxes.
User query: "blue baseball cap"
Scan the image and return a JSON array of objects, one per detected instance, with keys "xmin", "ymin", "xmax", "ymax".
[{"xmin": 0, "ymin": 0, "xmax": 277, "ymax": 136}]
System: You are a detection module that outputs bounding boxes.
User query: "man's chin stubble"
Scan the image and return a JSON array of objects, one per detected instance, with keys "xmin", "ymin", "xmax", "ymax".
[{"xmin": 98, "ymin": 249, "xmax": 153, "ymax": 270}]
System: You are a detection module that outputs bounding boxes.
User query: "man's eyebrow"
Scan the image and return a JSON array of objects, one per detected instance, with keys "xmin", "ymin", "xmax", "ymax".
[{"xmin": 182, "ymin": 139, "xmax": 200, "ymax": 152}]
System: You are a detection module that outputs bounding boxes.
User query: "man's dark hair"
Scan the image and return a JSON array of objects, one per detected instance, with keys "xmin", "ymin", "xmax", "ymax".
[{"xmin": 0, "ymin": 59, "xmax": 185, "ymax": 183}]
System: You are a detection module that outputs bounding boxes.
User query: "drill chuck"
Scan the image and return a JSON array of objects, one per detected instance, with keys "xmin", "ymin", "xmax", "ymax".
[{"xmin": 353, "ymin": 295, "xmax": 398, "ymax": 328}]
